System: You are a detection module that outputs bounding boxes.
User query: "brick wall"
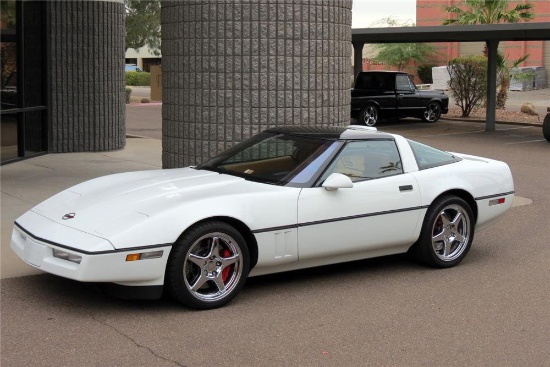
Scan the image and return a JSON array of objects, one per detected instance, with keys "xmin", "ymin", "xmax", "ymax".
[{"xmin": 417, "ymin": 0, "xmax": 550, "ymax": 70}]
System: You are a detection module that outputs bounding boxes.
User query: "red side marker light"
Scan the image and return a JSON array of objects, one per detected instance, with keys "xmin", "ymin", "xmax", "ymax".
[{"xmin": 489, "ymin": 198, "xmax": 506, "ymax": 206}]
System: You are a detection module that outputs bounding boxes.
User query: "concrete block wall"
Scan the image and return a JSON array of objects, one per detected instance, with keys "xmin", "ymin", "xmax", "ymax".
[
  {"xmin": 161, "ymin": 0, "xmax": 352, "ymax": 168},
  {"xmin": 48, "ymin": 0, "xmax": 126, "ymax": 153}
]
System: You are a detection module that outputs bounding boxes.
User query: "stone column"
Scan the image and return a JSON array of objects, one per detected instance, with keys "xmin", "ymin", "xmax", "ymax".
[
  {"xmin": 48, "ymin": 0, "xmax": 126, "ymax": 152},
  {"xmin": 161, "ymin": 0, "xmax": 352, "ymax": 168}
]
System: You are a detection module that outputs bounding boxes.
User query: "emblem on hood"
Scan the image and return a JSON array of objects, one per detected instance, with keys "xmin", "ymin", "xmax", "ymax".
[{"xmin": 62, "ymin": 213, "xmax": 76, "ymax": 220}]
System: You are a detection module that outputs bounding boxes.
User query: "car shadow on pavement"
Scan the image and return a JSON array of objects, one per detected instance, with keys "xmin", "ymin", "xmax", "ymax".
[{"xmin": 1, "ymin": 247, "xmax": 490, "ymax": 313}]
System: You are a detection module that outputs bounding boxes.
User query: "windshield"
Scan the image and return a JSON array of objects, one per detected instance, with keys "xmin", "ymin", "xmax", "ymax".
[{"xmin": 197, "ymin": 132, "xmax": 341, "ymax": 186}]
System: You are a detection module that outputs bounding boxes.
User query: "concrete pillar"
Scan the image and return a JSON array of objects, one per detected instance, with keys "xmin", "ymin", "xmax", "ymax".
[
  {"xmin": 48, "ymin": 1, "xmax": 126, "ymax": 152},
  {"xmin": 161, "ymin": 0, "xmax": 353, "ymax": 168}
]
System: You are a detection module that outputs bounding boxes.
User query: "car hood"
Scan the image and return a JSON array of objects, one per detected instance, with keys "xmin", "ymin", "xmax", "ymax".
[{"xmin": 29, "ymin": 168, "xmax": 245, "ymax": 238}]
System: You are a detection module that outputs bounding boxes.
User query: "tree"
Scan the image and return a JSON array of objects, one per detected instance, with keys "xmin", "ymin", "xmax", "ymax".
[
  {"xmin": 1, "ymin": 0, "xmax": 16, "ymax": 88},
  {"xmin": 373, "ymin": 43, "xmax": 437, "ymax": 72},
  {"xmin": 371, "ymin": 18, "xmax": 437, "ymax": 73},
  {"xmin": 125, "ymin": 0, "xmax": 161, "ymax": 56},
  {"xmin": 442, "ymin": 0, "xmax": 534, "ymax": 25},
  {"xmin": 495, "ymin": 53, "xmax": 531, "ymax": 109},
  {"xmin": 447, "ymin": 56, "xmax": 488, "ymax": 117}
]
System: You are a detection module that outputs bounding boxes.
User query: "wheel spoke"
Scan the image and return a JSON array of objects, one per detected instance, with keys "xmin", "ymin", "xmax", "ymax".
[
  {"xmin": 432, "ymin": 230, "xmax": 446, "ymax": 243},
  {"xmin": 190, "ymin": 272, "xmax": 209, "ymax": 291},
  {"xmin": 454, "ymin": 232, "xmax": 466, "ymax": 244},
  {"xmin": 213, "ymin": 273, "xmax": 226, "ymax": 292},
  {"xmin": 188, "ymin": 253, "xmax": 207, "ymax": 267},
  {"xmin": 450, "ymin": 211, "xmax": 463, "ymax": 226},
  {"xmin": 221, "ymin": 254, "xmax": 239, "ymax": 267},
  {"xmin": 443, "ymin": 239, "xmax": 453, "ymax": 257},
  {"xmin": 208, "ymin": 237, "xmax": 221, "ymax": 258},
  {"xmin": 440, "ymin": 211, "xmax": 451, "ymax": 227}
]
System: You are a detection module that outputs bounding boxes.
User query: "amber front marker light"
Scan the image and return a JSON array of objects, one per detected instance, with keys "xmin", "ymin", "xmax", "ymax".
[
  {"xmin": 126, "ymin": 254, "xmax": 141, "ymax": 262},
  {"xmin": 126, "ymin": 250, "xmax": 163, "ymax": 262}
]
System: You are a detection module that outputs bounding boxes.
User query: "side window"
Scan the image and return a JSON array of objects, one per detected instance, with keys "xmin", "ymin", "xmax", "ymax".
[
  {"xmin": 355, "ymin": 73, "xmax": 382, "ymax": 90},
  {"xmin": 407, "ymin": 139, "xmax": 461, "ymax": 170},
  {"xmin": 396, "ymin": 74, "xmax": 415, "ymax": 92},
  {"xmin": 320, "ymin": 140, "xmax": 403, "ymax": 183}
]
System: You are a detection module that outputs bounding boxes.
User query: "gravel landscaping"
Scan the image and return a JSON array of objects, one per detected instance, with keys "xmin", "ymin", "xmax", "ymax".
[{"xmin": 445, "ymin": 106, "xmax": 544, "ymax": 125}]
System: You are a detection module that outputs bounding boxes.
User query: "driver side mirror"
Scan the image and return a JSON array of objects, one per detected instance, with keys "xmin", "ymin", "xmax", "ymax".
[{"xmin": 322, "ymin": 173, "xmax": 354, "ymax": 191}]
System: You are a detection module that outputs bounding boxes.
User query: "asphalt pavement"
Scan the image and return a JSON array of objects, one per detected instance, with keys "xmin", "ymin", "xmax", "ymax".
[{"xmin": 1, "ymin": 96, "xmax": 550, "ymax": 366}]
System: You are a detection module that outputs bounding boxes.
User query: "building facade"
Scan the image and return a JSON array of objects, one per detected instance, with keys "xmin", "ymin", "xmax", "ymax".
[{"xmin": 416, "ymin": 0, "xmax": 550, "ymax": 84}]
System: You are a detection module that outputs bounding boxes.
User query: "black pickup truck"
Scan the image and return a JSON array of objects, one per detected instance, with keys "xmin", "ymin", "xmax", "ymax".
[{"xmin": 351, "ymin": 71, "xmax": 449, "ymax": 126}]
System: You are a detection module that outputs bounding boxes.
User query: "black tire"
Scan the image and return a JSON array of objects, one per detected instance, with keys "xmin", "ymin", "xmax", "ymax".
[
  {"xmin": 166, "ymin": 221, "xmax": 250, "ymax": 309},
  {"xmin": 421, "ymin": 101, "xmax": 442, "ymax": 123},
  {"xmin": 359, "ymin": 105, "xmax": 380, "ymax": 127},
  {"xmin": 411, "ymin": 196, "xmax": 474, "ymax": 268},
  {"xmin": 543, "ymin": 112, "xmax": 550, "ymax": 142}
]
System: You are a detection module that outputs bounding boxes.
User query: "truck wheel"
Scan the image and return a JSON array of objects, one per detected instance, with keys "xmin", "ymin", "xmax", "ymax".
[
  {"xmin": 422, "ymin": 102, "xmax": 442, "ymax": 123},
  {"xmin": 543, "ymin": 113, "xmax": 550, "ymax": 142},
  {"xmin": 359, "ymin": 105, "xmax": 379, "ymax": 127}
]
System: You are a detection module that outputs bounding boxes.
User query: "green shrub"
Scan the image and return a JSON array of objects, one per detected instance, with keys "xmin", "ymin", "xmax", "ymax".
[
  {"xmin": 125, "ymin": 87, "xmax": 132, "ymax": 104},
  {"xmin": 447, "ymin": 56, "xmax": 487, "ymax": 117},
  {"xmin": 125, "ymin": 71, "xmax": 150, "ymax": 86},
  {"xmin": 417, "ymin": 65, "xmax": 434, "ymax": 84}
]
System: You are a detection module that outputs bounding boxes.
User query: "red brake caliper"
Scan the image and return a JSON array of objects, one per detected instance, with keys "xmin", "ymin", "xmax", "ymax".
[{"xmin": 221, "ymin": 249, "xmax": 232, "ymax": 282}]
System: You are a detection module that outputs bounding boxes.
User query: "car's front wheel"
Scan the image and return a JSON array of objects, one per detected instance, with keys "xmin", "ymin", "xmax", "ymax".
[
  {"xmin": 422, "ymin": 102, "xmax": 442, "ymax": 123},
  {"xmin": 411, "ymin": 196, "xmax": 474, "ymax": 268},
  {"xmin": 359, "ymin": 105, "xmax": 380, "ymax": 127},
  {"xmin": 166, "ymin": 221, "xmax": 250, "ymax": 309}
]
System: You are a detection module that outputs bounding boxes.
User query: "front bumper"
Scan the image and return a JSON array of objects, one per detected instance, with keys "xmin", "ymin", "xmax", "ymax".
[{"xmin": 11, "ymin": 224, "xmax": 171, "ymax": 286}]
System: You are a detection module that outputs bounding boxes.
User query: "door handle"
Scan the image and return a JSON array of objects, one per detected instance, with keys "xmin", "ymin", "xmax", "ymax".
[{"xmin": 399, "ymin": 185, "xmax": 413, "ymax": 192}]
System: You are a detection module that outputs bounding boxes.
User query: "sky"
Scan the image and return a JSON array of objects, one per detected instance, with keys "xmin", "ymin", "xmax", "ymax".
[{"xmin": 352, "ymin": 0, "xmax": 417, "ymax": 28}]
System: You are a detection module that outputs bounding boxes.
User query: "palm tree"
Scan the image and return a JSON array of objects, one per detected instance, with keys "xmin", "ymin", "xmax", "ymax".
[{"xmin": 443, "ymin": 0, "xmax": 534, "ymax": 25}]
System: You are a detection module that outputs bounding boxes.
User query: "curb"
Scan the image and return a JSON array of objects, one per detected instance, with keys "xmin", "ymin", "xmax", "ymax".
[{"xmin": 440, "ymin": 117, "xmax": 543, "ymax": 128}]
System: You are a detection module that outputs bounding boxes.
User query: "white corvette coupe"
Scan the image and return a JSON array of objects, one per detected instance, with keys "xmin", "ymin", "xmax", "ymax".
[{"xmin": 11, "ymin": 126, "xmax": 514, "ymax": 309}]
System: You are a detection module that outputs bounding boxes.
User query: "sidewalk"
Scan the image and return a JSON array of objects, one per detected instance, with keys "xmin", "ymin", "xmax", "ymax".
[{"xmin": 0, "ymin": 138, "xmax": 162, "ymax": 279}]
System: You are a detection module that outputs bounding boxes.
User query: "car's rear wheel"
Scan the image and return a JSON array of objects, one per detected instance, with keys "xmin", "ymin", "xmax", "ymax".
[
  {"xmin": 411, "ymin": 196, "xmax": 474, "ymax": 268},
  {"xmin": 166, "ymin": 221, "xmax": 249, "ymax": 309},
  {"xmin": 422, "ymin": 102, "xmax": 442, "ymax": 123},
  {"xmin": 359, "ymin": 105, "xmax": 380, "ymax": 127},
  {"xmin": 543, "ymin": 112, "xmax": 550, "ymax": 142}
]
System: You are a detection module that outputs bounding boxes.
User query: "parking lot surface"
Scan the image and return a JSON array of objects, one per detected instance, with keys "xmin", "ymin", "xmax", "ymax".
[{"xmin": 1, "ymin": 119, "xmax": 549, "ymax": 366}]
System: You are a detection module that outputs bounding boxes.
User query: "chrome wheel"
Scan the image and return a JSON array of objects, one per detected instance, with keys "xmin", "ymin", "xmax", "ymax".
[
  {"xmin": 410, "ymin": 196, "xmax": 474, "ymax": 268},
  {"xmin": 422, "ymin": 102, "xmax": 441, "ymax": 122},
  {"xmin": 361, "ymin": 105, "xmax": 379, "ymax": 126},
  {"xmin": 166, "ymin": 221, "xmax": 249, "ymax": 309},
  {"xmin": 184, "ymin": 232, "xmax": 243, "ymax": 302},
  {"xmin": 431, "ymin": 204, "xmax": 471, "ymax": 262}
]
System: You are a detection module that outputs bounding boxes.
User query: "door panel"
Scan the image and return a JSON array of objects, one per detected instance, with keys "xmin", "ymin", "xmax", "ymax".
[
  {"xmin": 396, "ymin": 74, "xmax": 421, "ymax": 116},
  {"xmin": 297, "ymin": 174, "xmax": 421, "ymax": 260}
]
